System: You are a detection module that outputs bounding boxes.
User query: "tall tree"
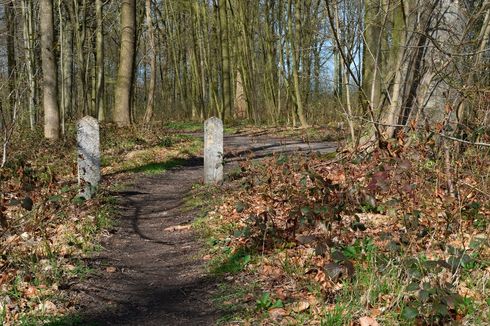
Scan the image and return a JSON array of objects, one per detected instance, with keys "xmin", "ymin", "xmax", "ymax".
[
  {"xmin": 21, "ymin": 0, "xmax": 37, "ymax": 129},
  {"xmin": 6, "ymin": 0, "xmax": 17, "ymax": 113},
  {"xmin": 218, "ymin": 0, "xmax": 232, "ymax": 121},
  {"xmin": 96, "ymin": 0, "xmax": 105, "ymax": 121},
  {"xmin": 40, "ymin": 0, "xmax": 60, "ymax": 140},
  {"xmin": 143, "ymin": 0, "xmax": 156, "ymax": 124},
  {"xmin": 290, "ymin": 0, "xmax": 308, "ymax": 127},
  {"xmin": 113, "ymin": 0, "xmax": 136, "ymax": 127}
]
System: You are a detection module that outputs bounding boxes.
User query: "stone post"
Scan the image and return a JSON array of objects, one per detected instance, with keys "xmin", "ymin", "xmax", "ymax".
[
  {"xmin": 77, "ymin": 116, "xmax": 100, "ymax": 198},
  {"xmin": 204, "ymin": 117, "xmax": 223, "ymax": 184}
]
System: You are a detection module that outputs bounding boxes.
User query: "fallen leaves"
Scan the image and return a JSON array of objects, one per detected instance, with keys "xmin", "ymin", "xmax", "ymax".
[{"xmin": 206, "ymin": 144, "xmax": 489, "ymax": 325}]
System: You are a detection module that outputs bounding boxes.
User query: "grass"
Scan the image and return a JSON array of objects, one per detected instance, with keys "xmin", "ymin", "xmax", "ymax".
[
  {"xmin": 125, "ymin": 157, "xmax": 189, "ymax": 174},
  {"xmin": 1, "ymin": 125, "xmax": 206, "ymax": 325},
  {"xmin": 163, "ymin": 121, "xmax": 203, "ymax": 132},
  {"xmin": 189, "ymin": 141, "xmax": 489, "ymax": 325}
]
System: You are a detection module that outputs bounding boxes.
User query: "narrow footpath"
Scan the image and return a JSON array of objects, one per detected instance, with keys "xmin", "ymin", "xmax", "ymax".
[{"xmin": 71, "ymin": 133, "xmax": 336, "ymax": 325}]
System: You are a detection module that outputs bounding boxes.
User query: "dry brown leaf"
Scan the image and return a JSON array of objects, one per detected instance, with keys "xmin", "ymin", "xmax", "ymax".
[
  {"xmin": 106, "ymin": 266, "xmax": 117, "ymax": 273},
  {"xmin": 24, "ymin": 285, "xmax": 38, "ymax": 298},
  {"xmin": 292, "ymin": 300, "xmax": 310, "ymax": 313},
  {"xmin": 370, "ymin": 308, "xmax": 382, "ymax": 317},
  {"xmin": 269, "ymin": 307, "xmax": 288, "ymax": 320},
  {"xmin": 164, "ymin": 224, "xmax": 192, "ymax": 232},
  {"xmin": 37, "ymin": 300, "xmax": 57, "ymax": 313},
  {"xmin": 359, "ymin": 316, "xmax": 379, "ymax": 326}
]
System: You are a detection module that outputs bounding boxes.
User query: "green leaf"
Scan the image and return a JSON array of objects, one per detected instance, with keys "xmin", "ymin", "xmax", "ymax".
[
  {"xmin": 351, "ymin": 222, "xmax": 367, "ymax": 231},
  {"xmin": 419, "ymin": 290, "xmax": 430, "ymax": 302},
  {"xmin": 301, "ymin": 206, "xmax": 311, "ymax": 215},
  {"xmin": 402, "ymin": 306, "xmax": 418, "ymax": 320},
  {"xmin": 235, "ymin": 201, "xmax": 246, "ymax": 213},
  {"xmin": 271, "ymin": 299, "xmax": 284, "ymax": 308},
  {"xmin": 406, "ymin": 282, "xmax": 420, "ymax": 291},
  {"xmin": 331, "ymin": 250, "xmax": 347, "ymax": 262},
  {"xmin": 432, "ymin": 303, "xmax": 449, "ymax": 316},
  {"xmin": 276, "ymin": 155, "xmax": 288, "ymax": 164},
  {"xmin": 343, "ymin": 245, "xmax": 358, "ymax": 259},
  {"xmin": 241, "ymin": 254, "xmax": 251, "ymax": 266},
  {"xmin": 48, "ymin": 195, "xmax": 62, "ymax": 202},
  {"xmin": 21, "ymin": 197, "xmax": 33, "ymax": 211}
]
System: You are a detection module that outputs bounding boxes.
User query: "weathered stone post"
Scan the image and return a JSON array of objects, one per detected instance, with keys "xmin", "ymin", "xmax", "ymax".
[
  {"xmin": 77, "ymin": 116, "xmax": 100, "ymax": 198},
  {"xmin": 204, "ymin": 117, "xmax": 223, "ymax": 184}
]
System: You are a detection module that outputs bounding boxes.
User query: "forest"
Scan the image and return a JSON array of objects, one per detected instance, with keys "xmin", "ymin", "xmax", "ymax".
[{"xmin": 0, "ymin": 0, "xmax": 489, "ymax": 325}]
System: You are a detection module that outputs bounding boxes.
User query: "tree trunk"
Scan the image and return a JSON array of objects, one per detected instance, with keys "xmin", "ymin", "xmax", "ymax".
[
  {"xmin": 6, "ymin": 1, "xmax": 17, "ymax": 115},
  {"xmin": 290, "ymin": 0, "xmax": 308, "ymax": 127},
  {"xmin": 96, "ymin": 0, "xmax": 105, "ymax": 121},
  {"xmin": 62, "ymin": 21, "xmax": 73, "ymax": 122},
  {"xmin": 234, "ymin": 70, "xmax": 247, "ymax": 119},
  {"xmin": 40, "ymin": 0, "xmax": 60, "ymax": 140},
  {"xmin": 362, "ymin": 0, "xmax": 383, "ymax": 112},
  {"xmin": 22, "ymin": 0, "xmax": 36, "ymax": 129},
  {"xmin": 219, "ymin": 0, "xmax": 232, "ymax": 122},
  {"xmin": 113, "ymin": 0, "xmax": 136, "ymax": 127},
  {"xmin": 143, "ymin": 0, "xmax": 156, "ymax": 124}
]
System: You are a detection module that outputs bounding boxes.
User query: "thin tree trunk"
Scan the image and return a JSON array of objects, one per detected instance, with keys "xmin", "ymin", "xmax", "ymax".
[
  {"xmin": 143, "ymin": 0, "xmax": 156, "ymax": 124},
  {"xmin": 40, "ymin": 0, "xmax": 60, "ymax": 140},
  {"xmin": 96, "ymin": 0, "xmax": 105, "ymax": 121},
  {"xmin": 290, "ymin": 0, "xmax": 308, "ymax": 127},
  {"xmin": 62, "ymin": 21, "xmax": 73, "ymax": 122},
  {"xmin": 58, "ymin": 0, "xmax": 65, "ymax": 134},
  {"xmin": 6, "ymin": 1, "xmax": 17, "ymax": 116},
  {"xmin": 22, "ymin": 0, "xmax": 36, "ymax": 129},
  {"xmin": 219, "ymin": 0, "xmax": 232, "ymax": 122}
]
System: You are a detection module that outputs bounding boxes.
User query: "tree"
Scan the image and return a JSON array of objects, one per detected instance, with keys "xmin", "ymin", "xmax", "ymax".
[
  {"xmin": 143, "ymin": 0, "xmax": 156, "ymax": 124},
  {"xmin": 218, "ymin": 0, "xmax": 232, "ymax": 122},
  {"xmin": 113, "ymin": 0, "xmax": 136, "ymax": 127},
  {"xmin": 40, "ymin": 0, "xmax": 60, "ymax": 140},
  {"xmin": 96, "ymin": 0, "xmax": 105, "ymax": 121}
]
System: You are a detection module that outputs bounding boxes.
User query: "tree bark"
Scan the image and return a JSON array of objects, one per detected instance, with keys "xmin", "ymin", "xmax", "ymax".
[
  {"xmin": 96, "ymin": 0, "xmax": 105, "ymax": 121},
  {"xmin": 290, "ymin": 0, "xmax": 308, "ymax": 127},
  {"xmin": 22, "ymin": 0, "xmax": 36, "ymax": 129},
  {"xmin": 40, "ymin": 0, "xmax": 60, "ymax": 140},
  {"xmin": 219, "ymin": 0, "xmax": 232, "ymax": 122},
  {"xmin": 143, "ymin": 0, "xmax": 156, "ymax": 124},
  {"xmin": 113, "ymin": 0, "xmax": 136, "ymax": 127},
  {"xmin": 6, "ymin": 1, "xmax": 17, "ymax": 114}
]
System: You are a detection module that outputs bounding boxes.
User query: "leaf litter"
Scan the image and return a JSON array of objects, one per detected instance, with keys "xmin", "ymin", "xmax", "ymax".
[{"xmin": 202, "ymin": 141, "xmax": 489, "ymax": 324}]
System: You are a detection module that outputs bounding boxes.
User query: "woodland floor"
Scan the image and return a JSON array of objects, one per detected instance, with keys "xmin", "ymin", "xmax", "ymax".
[{"xmin": 69, "ymin": 132, "xmax": 336, "ymax": 325}]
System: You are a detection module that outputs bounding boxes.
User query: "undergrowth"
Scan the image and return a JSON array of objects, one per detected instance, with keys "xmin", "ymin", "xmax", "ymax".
[
  {"xmin": 0, "ymin": 124, "xmax": 202, "ymax": 325},
  {"xmin": 198, "ymin": 136, "xmax": 489, "ymax": 325}
]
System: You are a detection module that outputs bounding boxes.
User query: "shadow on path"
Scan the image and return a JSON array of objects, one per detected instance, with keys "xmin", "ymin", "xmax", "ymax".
[{"xmin": 66, "ymin": 133, "xmax": 336, "ymax": 325}]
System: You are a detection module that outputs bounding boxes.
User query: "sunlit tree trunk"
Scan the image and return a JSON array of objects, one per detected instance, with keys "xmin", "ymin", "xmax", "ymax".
[
  {"xmin": 40, "ymin": 0, "xmax": 60, "ymax": 140},
  {"xmin": 219, "ymin": 0, "xmax": 232, "ymax": 122},
  {"xmin": 61, "ymin": 20, "xmax": 73, "ymax": 122},
  {"xmin": 113, "ymin": 0, "xmax": 136, "ymax": 127},
  {"xmin": 143, "ymin": 0, "xmax": 156, "ymax": 124},
  {"xmin": 290, "ymin": 0, "xmax": 308, "ymax": 127},
  {"xmin": 362, "ymin": 0, "xmax": 383, "ymax": 112},
  {"xmin": 96, "ymin": 0, "xmax": 105, "ymax": 121},
  {"xmin": 21, "ymin": 0, "xmax": 36, "ymax": 129}
]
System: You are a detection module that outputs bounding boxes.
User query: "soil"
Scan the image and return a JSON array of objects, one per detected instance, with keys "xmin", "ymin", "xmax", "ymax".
[{"xmin": 69, "ymin": 133, "xmax": 336, "ymax": 326}]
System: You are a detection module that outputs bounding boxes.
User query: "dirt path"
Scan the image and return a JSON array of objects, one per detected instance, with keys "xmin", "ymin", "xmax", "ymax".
[{"xmin": 70, "ymin": 134, "xmax": 336, "ymax": 325}]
